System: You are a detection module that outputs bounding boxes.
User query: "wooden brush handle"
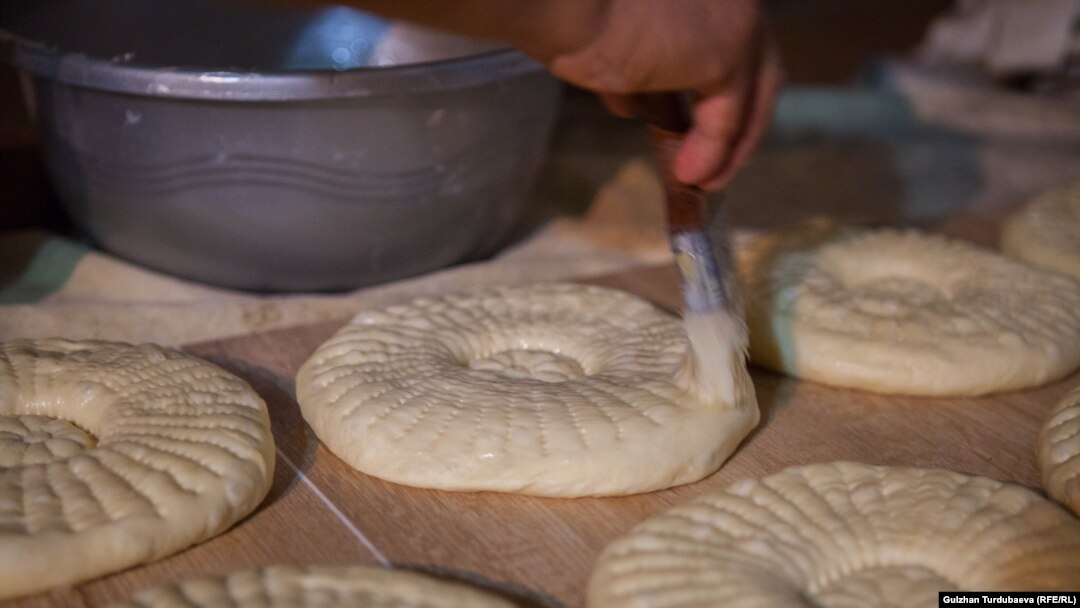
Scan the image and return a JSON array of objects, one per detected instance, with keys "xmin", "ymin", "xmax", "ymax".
[
  {"xmin": 641, "ymin": 93, "xmax": 708, "ymax": 234},
  {"xmin": 640, "ymin": 93, "xmax": 693, "ymax": 133}
]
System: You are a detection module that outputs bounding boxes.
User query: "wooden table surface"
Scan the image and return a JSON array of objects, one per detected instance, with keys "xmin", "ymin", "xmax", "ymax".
[{"xmin": 8, "ymin": 260, "xmax": 1078, "ymax": 608}]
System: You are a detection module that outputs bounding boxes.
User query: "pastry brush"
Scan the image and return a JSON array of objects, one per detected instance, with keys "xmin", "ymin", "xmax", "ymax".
[{"xmin": 641, "ymin": 93, "xmax": 748, "ymax": 402}]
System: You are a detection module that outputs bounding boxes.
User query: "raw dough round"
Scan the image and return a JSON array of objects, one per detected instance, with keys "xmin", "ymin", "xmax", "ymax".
[
  {"xmin": 741, "ymin": 225, "xmax": 1080, "ymax": 396},
  {"xmin": 0, "ymin": 339, "xmax": 275, "ymax": 600},
  {"xmin": 1002, "ymin": 181, "xmax": 1080, "ymax": 280},
  {"xmin": 1039, "ymin": 385, "xmax": 1080, "ymax": 517},
  {"xmin": 296, "ymin": 283, "xmax": 758, "ymax": 497},
  {"xmin": 109, "ymin": 565, "xmax": 515, "ymax": 608},
  {"xmin": 588, "ymin": 462, "xmax": 1080, "ymax": 608}
]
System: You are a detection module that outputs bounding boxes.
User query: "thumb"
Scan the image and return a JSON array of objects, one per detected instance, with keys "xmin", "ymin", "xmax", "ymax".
[{"xmin": 673, "ymin": 83, "xmax": 753, "ymax": 188}]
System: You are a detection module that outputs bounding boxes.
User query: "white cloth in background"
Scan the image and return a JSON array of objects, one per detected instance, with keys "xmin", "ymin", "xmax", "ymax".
[
  {"xmin": 921, "ymin": 0, "xmax": 1079, "ymax": 76},
  {"xmin": 882, "ymin": 0, "xmax": 1080, "ymax": 148}
]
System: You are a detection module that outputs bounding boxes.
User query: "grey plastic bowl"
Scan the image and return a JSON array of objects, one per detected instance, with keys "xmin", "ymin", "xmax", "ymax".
[{"xmin": 0, "ymin": 0, "xmax": 560, "ymax": 291}]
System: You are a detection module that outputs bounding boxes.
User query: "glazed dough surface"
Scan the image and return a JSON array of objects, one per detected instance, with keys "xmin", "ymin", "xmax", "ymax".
[
  {"xmin": 1039, "ymin": 385, "xmax": 1080, "ymax": 517},
  {"xmin": 742, "ymin": 225, "xmax": 1080, "ymax": 396},
  {"xmin": 588, "ymin": 462, "xmax": 1080, "ymax": 608},
  {"xmin": 109, "ymin": 565, "xmax": 515, "ymax": 608},
  {"xmin": 0, "ymin": 339, "xmax": 275, "ymax": 600},
  {"xmin": 297, "ymin": 283, "xmax": 758, "ymax": 497},
  {"xmin": 1002, "ymin": 181, "xmax": 1080, "ymax": 280}
]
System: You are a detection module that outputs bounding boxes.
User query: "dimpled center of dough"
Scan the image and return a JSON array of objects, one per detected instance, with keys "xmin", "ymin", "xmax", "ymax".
[
  {"xmin": 828, "ymin": 250, "xmax": 947, "ymax": 297},
  {"xmin": 468, "ymin": 348, "xmax": 586, "ymax": 383},
  {"xmin": 0, "ymin": 415, "xmax": 97, "ymax": 467},
  {"xmin": 848, "ymin": 278, "xmax": 944, "ymax": 317},
  {"xmin": 811, "ymin": 565, "xmax": 955, "ymax": 608}
]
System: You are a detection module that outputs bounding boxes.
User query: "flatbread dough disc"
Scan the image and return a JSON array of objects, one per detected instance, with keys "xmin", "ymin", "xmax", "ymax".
[
  {"xmin": 1039, "ymin": 385, "xmax": 1080, "ymax": 517},
  {"xmin": 297, "ymin": 283, "xmax": 758, "ymax": 497},
  {"xmin": 1002, "ymin": 181, "xmax": 1080, "ymax": 280},
  {"xmin": 0, "ymin": 339, "xmax": 275, "ymax": 600},
  {"xmin": 741, "ymin": 224, "xmax": 1080, "ymax": 396},
  {"xmin": 588, "ymin": 462, "xmax": 1080, "ymax": 608},
  {"xmin": 109, "ymin": 565, "xmax": 515, "ymax": 608}
]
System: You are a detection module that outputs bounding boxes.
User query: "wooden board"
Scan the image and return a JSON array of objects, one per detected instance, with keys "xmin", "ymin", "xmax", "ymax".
[{"xmin": 7, "ymin": 264, "xmax": 1079, "ymax": 608}]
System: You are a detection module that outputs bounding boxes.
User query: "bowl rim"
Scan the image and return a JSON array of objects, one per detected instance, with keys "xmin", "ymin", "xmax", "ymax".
[{"xmin": 0, "ymin": 29, "xmax": 547, "ymax": 101}]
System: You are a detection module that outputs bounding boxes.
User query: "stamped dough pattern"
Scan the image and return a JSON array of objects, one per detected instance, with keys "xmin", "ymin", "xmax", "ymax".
[
  {"xmin": 0, "ymin": 339, "xmax": 276, "ymax": 600},
  {"xmin": 588, "ymin": 462, "xmax": 1080, "ymax": 608},
  {"xmin": 742, "ymin": 226, "xmax": 1080, "ymax": 396},
  {"xmin": 1002, "ymin": 181, "xmax": 1080, "ymax": 280},
  {"xmin": 297, "ymin": 283, "xmax": 758, "ymax": 497},
  {"xmin": 108, "ymin": 565, "xmax": 515, "ymax": 608},
  {"xmin": 1039, "ymin": 385, "xmax": 1080, "ymax": 517}
]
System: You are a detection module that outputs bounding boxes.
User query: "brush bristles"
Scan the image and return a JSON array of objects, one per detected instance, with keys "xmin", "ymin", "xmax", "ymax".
[{"xmin": 681, "ymin": 310, "xmax": 751, "ymax": 404}]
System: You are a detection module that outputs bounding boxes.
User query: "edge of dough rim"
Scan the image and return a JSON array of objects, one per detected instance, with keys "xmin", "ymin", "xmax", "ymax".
[
  {"xmin": 0, "ymin": 339, "xmax": 276, "ymax": 600},
  {"xmin": 107, "ymin": 565, "xmax": 517, "ymax": 608},
  {"xmin": 1001, "ymin": 180, "xmax": 1080, "ymax": 280},
  {"xmin": 1039, "ymin": 384, "xmax": 1080, "ymax": 517},
  {"xmin": 296, "ymin": 283, "xmax": 759, "ymax": 497},
  {"xmin": 741, "ymin": 224, "xmax": 1080, "ymax": 396},
  {"xmin": 587, "ymin": 461, "xmax": 1080, "ymax": 608}
]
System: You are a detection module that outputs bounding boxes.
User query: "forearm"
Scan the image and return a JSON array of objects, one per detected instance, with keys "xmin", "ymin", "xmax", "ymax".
[{"xmin": 277, "ymin": 0, "xmax": 610, "ymax": 60}]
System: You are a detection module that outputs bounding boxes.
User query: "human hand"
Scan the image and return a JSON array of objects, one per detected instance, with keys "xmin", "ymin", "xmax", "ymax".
[{"xmin": 535, "ymin": 0, "xmax": 784, "ymax": 191}]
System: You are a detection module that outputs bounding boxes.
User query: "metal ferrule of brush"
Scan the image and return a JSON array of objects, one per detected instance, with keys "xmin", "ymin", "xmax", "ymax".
[{"xmin": 671, "ymin": 229, "xmax": 731, "ymax": 315}]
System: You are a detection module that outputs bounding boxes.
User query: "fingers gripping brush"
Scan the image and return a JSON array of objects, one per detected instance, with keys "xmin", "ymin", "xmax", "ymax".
[{"xmin": 642, "ymin": 93, "xmax": 752, "ymax": 404}]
